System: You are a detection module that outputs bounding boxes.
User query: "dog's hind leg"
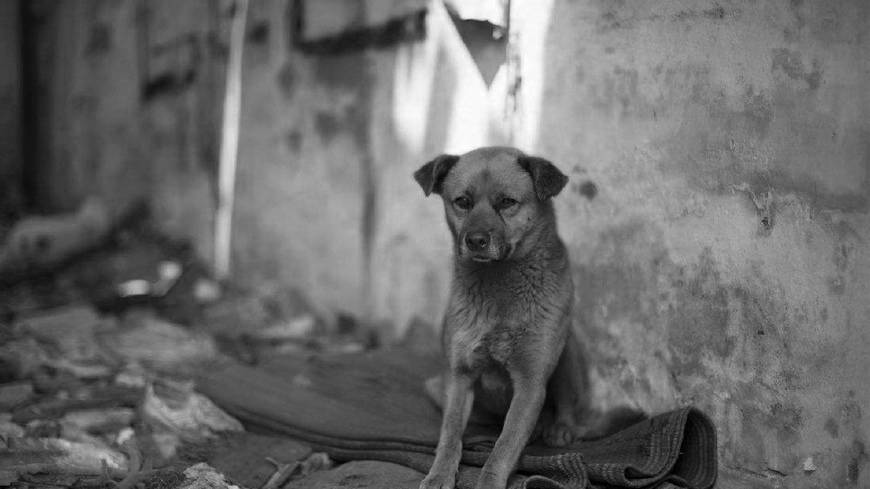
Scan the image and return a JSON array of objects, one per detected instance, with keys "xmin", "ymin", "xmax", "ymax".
[
  {"xmin": 541, "ymin": 329, "xmax": 592, "ymax": 447},
  {"xmin": 424, "ymin": 375, "xmax": 445, "ymax": 409}
]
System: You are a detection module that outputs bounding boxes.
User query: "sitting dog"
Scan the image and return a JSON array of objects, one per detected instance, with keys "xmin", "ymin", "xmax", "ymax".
[{"xmin": 414, "ymin": 147, "xmax": 620, "ymax": 489}]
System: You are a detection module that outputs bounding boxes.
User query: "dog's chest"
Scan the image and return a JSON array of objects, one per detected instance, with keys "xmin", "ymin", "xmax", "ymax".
[
  {"xmin": 453, "ymin": 320, "xmax": 524, "ymax": 368},
  {"xmin": 447, "ymin": 262, "xmax": 567, "ymax": 370}
]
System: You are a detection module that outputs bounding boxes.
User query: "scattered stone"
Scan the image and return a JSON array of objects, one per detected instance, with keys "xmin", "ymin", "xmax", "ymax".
[
  {"xmin": 201, "ymin": 295, "xmax": 273, "ymax": 335},
  {"xmin": 12, "ymin": 385, "xmax": 143, "ymax": 424},
  {"xmin": 0, "ymin": 197, "xmax": 110, "ymax": 272},
  {"xmin": 0, "ymin": 470, "xmax": 17, "ymax": 486},
  {"xmin": 24, "ymin": 419, "xmax": 62, "ymax": 438},
  {"xmin": 179, "ymin": 463, "xmax": 242, "ymax": 489},
  {"xmin": 285, "ymin": 460, "xmax": 423, "ymax": 489},
  {"xmin": 0, "ymin": 338, "xmax": 49, "ymax": 380},
  {"xmin": 0, "ymin": 416, "xmax": 25, "ymax": 443},
  {"xmin": 200, "ymin": 283, "xmax": 318, "ymax": 337},
  {"xmin": 116, "ymin": 427, "xmax": 135, "ymax": 445},
  {"xmin": 58, "ymin": 423, "xmax": 114, "ymax": 450},
  {"xmin": 31, "ymin": 366, "xmax": 82, "ymax": 394},
  {"xmin": 13, "ymin": 305, "xmax": 114, "ymax": 363},
  {"xmin": 4, "ymin": 437, "xmax": 128, "ymax": 475},
  {"xmin": 61, "ymin": 407, "xmax": 136, "ymax": 434},
  {"xmin": 141, "ymin": 379, "xmax": 243, "ymax": 459},
  {"xmin": 296, "ymin": 453, "xmax": 333, "ymax": 478},
  {"xmin": 152, "ymin": 261, "xmax": 183, "ymax": 296},
  {"xmin": 253, "ymin": 315, "xmax": 317, "ymax": 341},
  {"xmin": 193, "ymin": 279, "xmax": 222, "ymax": 304},
  {"xmin": 117, "ymin": 279, "xmax": 151, "ymax": 298},
  {"xmin": 189, "ymin": 433, "xmax": 311, "ymax": 489},
  {"xmin": 102, "ymin": 313, "xmax": 218, "ymax": 372},
  {"xmin": 114, "ymin": 364, "xmax": 149, "ymax": 388},
  {"xmin": 0, "ymin": 382, "xmax": 34, "ymax": 411},
  {"xmin": 46, "ymin": 359, "xmax": 113, "ymax": 380}
]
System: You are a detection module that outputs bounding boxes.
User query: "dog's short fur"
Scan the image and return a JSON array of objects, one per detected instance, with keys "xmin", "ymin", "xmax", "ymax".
[{"xmin": 413, "ymin": 147, "xmax": 598, "ymax": 489}]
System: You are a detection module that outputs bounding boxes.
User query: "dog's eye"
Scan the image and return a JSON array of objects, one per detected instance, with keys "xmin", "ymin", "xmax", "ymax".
[
  {"xmin": 498, "ymin": 197, "xmax": 518, "ymax": 210},
  {"xmin": 453, "ymin": 196, "xmax": 472, "ymax": 210}
]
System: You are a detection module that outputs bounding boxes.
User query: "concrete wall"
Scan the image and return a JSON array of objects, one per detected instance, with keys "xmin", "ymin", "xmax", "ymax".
[
  {"xmin": 26, "ymin": 0, "xmax": 491, "ymax": 326},
  {"xmin": 25, "ymin": 0, "xmax": 219, "ymax": 261},
  {"xmin": 0, "ymin": 0, "xmax": 22, "ymax": 214},
  {"xmin": 30, "ymin": 0, "xmax": 870, "ymax": 487},
  {"xmin": 526, "ymin": 1, "xmax": 870, "ymax": 487}
]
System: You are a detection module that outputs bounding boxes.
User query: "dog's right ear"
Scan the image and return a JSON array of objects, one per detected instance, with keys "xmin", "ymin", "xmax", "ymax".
[{"xmin": 413, "ymin": 154, "xmax": 459, "ymax": 196}]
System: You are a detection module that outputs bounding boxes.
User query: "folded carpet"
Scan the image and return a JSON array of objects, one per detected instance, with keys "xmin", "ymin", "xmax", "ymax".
[{"xmin": 197, "ymin": 347, "xmax": 716, "ymax": 489}]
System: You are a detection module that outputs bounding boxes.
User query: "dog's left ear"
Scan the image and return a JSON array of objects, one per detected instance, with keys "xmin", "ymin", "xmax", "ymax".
[
  {"xmin": 518, "ymin": 155, "xmax": 569, "ymax": 200},
  {"xmin": 413, "ymin": 154, "xmax": 460, "ymax": 196}
]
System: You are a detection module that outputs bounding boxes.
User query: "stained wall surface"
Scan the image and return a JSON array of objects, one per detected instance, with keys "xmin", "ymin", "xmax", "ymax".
[{"xmin": 528, "ymin": 1, "xmax": 870, "ymax": 487}]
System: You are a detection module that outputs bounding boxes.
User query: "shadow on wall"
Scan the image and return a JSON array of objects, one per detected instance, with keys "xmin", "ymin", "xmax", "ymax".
[
  {"xmin": 534, "ymin": 0, "xmax": 870, "ymax": 487},
  {"xmin": 368, "ymin": 0, "xmax": 514, "ymax": 335}
]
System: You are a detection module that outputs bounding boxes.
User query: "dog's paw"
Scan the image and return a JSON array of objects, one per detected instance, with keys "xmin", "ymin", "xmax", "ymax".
[
  {"xmin": 541, "ymin": 420, "xmax": 588, "ymax": 447},
  {"xmin": 419, "ymin": 472, "xmax": 455, "ymax": 489}
]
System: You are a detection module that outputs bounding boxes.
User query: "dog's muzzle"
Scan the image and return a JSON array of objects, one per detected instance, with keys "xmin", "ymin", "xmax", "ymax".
[{"xmin": 461, "ymin": 231, "xmax": 510, "ymax": 262}]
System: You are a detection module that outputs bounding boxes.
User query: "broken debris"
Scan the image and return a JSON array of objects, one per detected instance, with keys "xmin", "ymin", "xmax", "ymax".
[
  {"xmin": 101, "ymin": 312, "xmax": 218, "ymax": 373},
  {"xmin": 141, "ymin": 379, "xmax": 243, "ymax": 460},
  {"xmin": 2, "ymin": 436, "xmax": 128, "ymax": 477},
  {"xmin": 0, "ymin": 383, "xmax": 33, "ymax": 412},
  {"xmin": 0, "ymin": 198, "xmax": 110, "ymax": 273},
  {"xmin": 0, "ymin": 205, "xmax": 401, "ymax": 489},
  {"xmin": 179, "ymin": 463, "xmax": 241, "ymax": 489}
]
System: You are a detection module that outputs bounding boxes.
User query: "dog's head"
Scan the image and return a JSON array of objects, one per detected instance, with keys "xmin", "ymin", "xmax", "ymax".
[{"xmin": 414, "ymin": 147, "xmax": 568, "ymax": 264}]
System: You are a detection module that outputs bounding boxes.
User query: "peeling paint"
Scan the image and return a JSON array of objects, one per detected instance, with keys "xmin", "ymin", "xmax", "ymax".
[
  {"xmin": 576, "ymin": 180, "xmax": 598, "ymax": 200},
  {"xmin": 277, "ymin": 62, "xmax": 296, "ymax": 99},
  {"xmin": 285, "ymin": 130, "xmax": 302, "ymax": 153},
  {"xmin": 667, "ymin": 248, "xmax": 733, "ymax": 369},
  {"xmin": 825, "ymin": 418, "xmax": 840, "ymax": 438},
  {"xmin": 846, "ymin": 440, "xmax": 867, "ymax": 485},
  {"xmin": 314, "ymin": 111, "xmax": 342, "ymax": 142},
  {"xmin": 672, "ymin": 5, "xmax": 729, "ymax": 22},
  {"xmin": 771, "ymin": 48, "xmax": 822, "ymax": 90}
]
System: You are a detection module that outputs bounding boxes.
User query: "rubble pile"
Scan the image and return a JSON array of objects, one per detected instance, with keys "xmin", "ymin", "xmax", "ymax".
[{"xmin": 0, "ymin": 204, "xmax": 384, "ymax": 489}]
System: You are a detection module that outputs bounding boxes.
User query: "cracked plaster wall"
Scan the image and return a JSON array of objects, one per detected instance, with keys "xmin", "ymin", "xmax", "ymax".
[{"xmin": 532, "ymin": 1, "xmax": 870, "ymax": 487}]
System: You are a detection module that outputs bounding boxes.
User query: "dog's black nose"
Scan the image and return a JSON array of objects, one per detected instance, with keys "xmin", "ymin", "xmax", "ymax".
[{"xmin": 465, "ymin": 232, "xmax": 490, "ymax": 251}]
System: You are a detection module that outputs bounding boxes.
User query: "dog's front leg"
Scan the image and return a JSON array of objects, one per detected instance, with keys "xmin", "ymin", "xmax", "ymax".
[
  {"xmin": 421, "ymin": 370, "xmax": 475, "ymax": 489},
  {"xmin": 475, "ymin": 374, "xmax": 547, "ymax": 489}
]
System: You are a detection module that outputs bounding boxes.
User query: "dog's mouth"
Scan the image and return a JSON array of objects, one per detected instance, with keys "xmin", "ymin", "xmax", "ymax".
[{"xmin": 463, "ymin": 243, "xmax": 514, "ymax": 264}]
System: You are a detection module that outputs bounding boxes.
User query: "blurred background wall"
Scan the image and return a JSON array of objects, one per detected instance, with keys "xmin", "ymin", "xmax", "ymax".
[
  {"xmin": 6, "ymin": 0, "xmax": 870, "ymax": 487},
  {"xmin": 0, "ymin": 1, "xmax": 23, "ymax": 216}
]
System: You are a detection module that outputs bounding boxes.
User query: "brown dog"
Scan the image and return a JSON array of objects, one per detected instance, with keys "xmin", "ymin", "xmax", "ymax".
[{"xmin": 413, "ymin": 147, "xmax": 596, "ymax": 489}]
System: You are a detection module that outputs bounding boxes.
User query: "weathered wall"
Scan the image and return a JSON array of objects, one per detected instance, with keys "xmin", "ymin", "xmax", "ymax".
[
  {"xmin": 26, "ymin": 0, "xmax": 490, "ymax": 326},
  {"xmin": 0, "ymin": 0, "xmax": 22, "ymax": 214},
  {"xmin": 30, "ymin": 0, "xmax": 870, "ymax": 486},
  {"xmin": 25, "ymin": 0, "xmax": 375, "ymax": 317},
  {"xmin": 25, "ymin": 0, "xmax": 219, "ymax": 262},
  {"xmin": 526, "ymin": 1, "xmax": 870, "ymax": 487}
]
